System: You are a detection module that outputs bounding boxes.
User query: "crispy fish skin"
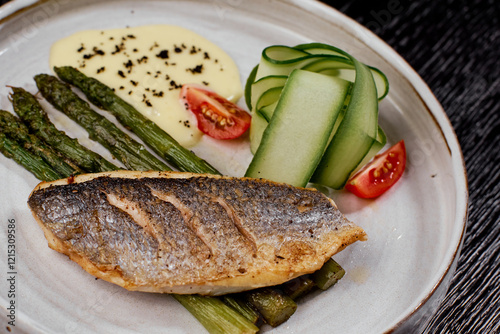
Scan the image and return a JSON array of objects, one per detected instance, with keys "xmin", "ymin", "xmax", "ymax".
[{"xmin": 28, "ymin": 171, "xmax": 366, "ymax": 295}]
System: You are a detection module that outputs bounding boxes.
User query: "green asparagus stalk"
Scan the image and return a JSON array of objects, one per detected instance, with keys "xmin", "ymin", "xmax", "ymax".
[
  {"xmin": 54, "ymin": 66, "xmax": 221, "ymax": 175},
  {"xmin": 312, "ymin": 258, "xmax": 345, "ymax": 290},
  {"xmin": 10, "ymin": 87, "xmax": 119, "ymax": 173},
  {"xmin": 222, "ymin": 295, "xmax": 262, "ymax": 325},
  {"xmin": 0, "ymin": 132, "xmax": 61, "ymax": 181},
  {"xmin": 34, "ymin": 74, "xmax": 171, "ymax": 172},
  {"xmin": 173, "ymin": 294, "xmax": 259, "ymax": 334},
  {"xmin": 282, "ymin": 275, "xmax": 316, "ymax": 300},
  {"xmin": 0, "ymin": 109, "xmax": 81, "ymax": 177},
  {"xmin": 245, "ymin": 287, "xmax": 297, "ymax": 327}
]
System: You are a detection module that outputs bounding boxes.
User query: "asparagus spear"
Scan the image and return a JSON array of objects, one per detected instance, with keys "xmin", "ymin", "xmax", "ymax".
[
  {"xmin": 282, "ymin": 275, "xmax": 316, "ymax": 300},
  {"xmin": 0, "ymin": 132, "xmax": 61, "ymax": 181},
  {"xmin": 173, "ymin": 294, "xmax": 259, "ymax": 334},
  {"xmin": 34, "ymin": 74, "xmax": 171, "ymax": 172},
  {"xmin": 222, "ymin": 295, "xmax": 262, "ymax": 325},
  {"xmin": 54, "ymin": 66, "xmax": 221, "ymax": 175},
  {"xmin": 0, "ymin": 109, "xmax": 81, "ymax": 177},
  {"xmin": 10, "ymin": 87, "xmax": 119, "ymax": 173},
  {"xmin": 240, "ymin": 258, "xmax": 345, "ymax": 327},
  {"xmin": 245, "ymin": 288, "xmax": 297, "ymax": 327},
  {"xmin": 312, "ymin": 258, "xmax": 345, "ymax": 290}
]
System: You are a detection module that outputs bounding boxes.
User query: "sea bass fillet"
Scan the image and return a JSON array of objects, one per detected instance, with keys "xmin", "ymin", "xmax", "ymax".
[{"xmin": 28, "ymin": 171, "xmax": 366, "ymax": 295}]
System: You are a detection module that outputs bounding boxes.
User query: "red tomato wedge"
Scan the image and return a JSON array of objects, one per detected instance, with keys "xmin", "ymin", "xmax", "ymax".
[
  {"xmin": 180, "ymin": 84, "xmax": 251, "ymax": 140},
  {"xmin": 345, "ymin": 140, "xmax": 406, "ymax": 199}
]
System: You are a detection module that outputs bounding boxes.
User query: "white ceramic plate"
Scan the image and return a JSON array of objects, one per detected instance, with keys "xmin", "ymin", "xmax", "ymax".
[{"xmin": 0, "ymin": 1, "xmax": 467, "ymax": 333}]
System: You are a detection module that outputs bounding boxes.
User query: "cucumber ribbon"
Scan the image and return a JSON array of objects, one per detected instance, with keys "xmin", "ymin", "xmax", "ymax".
[{"xmin": 245, "ymin": 43, "xmax": 389, "ymax": 189}]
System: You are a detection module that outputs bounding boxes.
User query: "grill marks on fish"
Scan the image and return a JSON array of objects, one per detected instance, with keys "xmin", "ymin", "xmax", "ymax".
[
  {"xmin": 106, "ymin": 192, "xmax": 161, "ymax": 242},
  {"xmin": 209, "ymin": 195, "xmax": 258, "ymax": 254},
  {"xmin": 148, "ymin": 184, "xmax": 257, "ymax": 268},
  {"xmin": 101, "ymin": 179, "xmax": 217, "ymax": 282},
  {"xmin": 145, "ymin": 190, "xmax": 202, "ymax": 254},
  {"xmin": 28, "ymin": 171, "xmax": 366, "ymax": 294}
]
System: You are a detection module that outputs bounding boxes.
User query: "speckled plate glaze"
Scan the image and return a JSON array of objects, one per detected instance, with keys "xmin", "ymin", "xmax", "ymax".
[{"xmin": 0, "ymin": 0, "xmax": 467, "ymax": 333}]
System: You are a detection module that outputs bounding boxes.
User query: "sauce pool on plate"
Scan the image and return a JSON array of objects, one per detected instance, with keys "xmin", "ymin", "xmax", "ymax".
[{"xmin": 50, "ymin": 24, "xmax": 243, "ymax": 147}]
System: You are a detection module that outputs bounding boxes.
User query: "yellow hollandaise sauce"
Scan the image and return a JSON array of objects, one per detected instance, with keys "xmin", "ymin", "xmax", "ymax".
[{"xmin": 50, "ymin": 25, "xmax": 243, "ymax": 147}]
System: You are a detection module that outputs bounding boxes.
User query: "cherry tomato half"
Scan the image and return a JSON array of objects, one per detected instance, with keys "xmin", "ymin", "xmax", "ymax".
[
  {"xmin": 180, "ymin": 84, "xmax": 251, "ymax": 140},
  {"xmin": 345, "ymin": 140, "xmax": 406, "ymax": 199}
]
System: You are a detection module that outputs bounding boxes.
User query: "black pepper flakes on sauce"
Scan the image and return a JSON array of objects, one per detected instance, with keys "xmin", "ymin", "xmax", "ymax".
[
  {"xmin": 124, "ymin": 60, "xmax": 134, "ymax": 73},
  {"xmin": 149, "ymin": 42, "xmax": 159, "ymax": 51},
  {"xmin": 187, "ymin": 64, "xmax": 203, "ymax": 74},
  {"xmin": 111, "ymin": 45, "xmax": 119, "ymax": 55},
  {"xmin": 94, "ymin": 47, "xmax": 105, "ymax": 55},
  {"xmin": 137, "ymin": 56, "xmax": 148, "ymax": 64},
  {"xmin": 142, "ymin": 94, "xmax": 153, "ymax": 107},
  {"xmin": 169, "ymin": 80, "xmax": 182, "ymax": 90},
  {"xmin": 156, "ymin": 50, "xmax": 169, "ymax": 59},
  {"xmin": 83, "ymin": 47, "xmax": 105, "ymax": 60}
]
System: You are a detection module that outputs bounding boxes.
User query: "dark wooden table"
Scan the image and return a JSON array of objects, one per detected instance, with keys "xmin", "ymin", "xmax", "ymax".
[
  {"xmin": 0, "ymin": 0, "xmax": 497, "ymax": 333},
  {"xmin": 324, "ymin": 0, "xmax": 500, "ymax": 332}
]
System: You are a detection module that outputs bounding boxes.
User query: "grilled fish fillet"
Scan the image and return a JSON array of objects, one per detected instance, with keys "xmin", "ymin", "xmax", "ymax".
[{"xmin": 28, "ymin": 171, "xmax": 366, "ymax": 295}]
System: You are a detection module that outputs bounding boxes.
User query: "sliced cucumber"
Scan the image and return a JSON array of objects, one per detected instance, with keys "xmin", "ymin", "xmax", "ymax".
[
  {"xmin": 249, "ymin": 112, "xmax": 268, "ymax": 154},
  {"xmin": 353, "ymin": 126, "xmax": 387, "ymax": 173},
  {"xmin": 258, "ymin": 101, "xmax": 279, "ymax": 123},
  {"xmin": 253, "ymin": 44, "xmax": 388, "ymax": 100},
  {"xmin": 246, "ymin": 42, "xmax": 389, "ymax": 189},
  {"xmin": 244, "ymin": 64, "xmax": 259, "ymax": 110},
  {"xmin": 302, "ymin": 58, "xmax": 389, "ymax": 100},
  {"xmin": 296, "ymin": 43, "xmax": 389, "ymax": 100},
  {"xmin": 311, "ymin": 58, "xmax": 379, "ymax": 189},
  {"xmin": 255, "ymin": 46, "xmax": 317, "ymax": 79},
  {"xmin": 249, "ymin": 86, "xmax": 284, "ymax": 153},
  {"xmin": 255, "ymin": 86, "xmax": 283, "ymax": 121},
  {"xmin": 250, "ymin": 75, "xmax": 288, "ymax": 109},
  {"xmin": 294, "ymin": 43, "xmax": 347, "ymax": 57},
  {"xmin": 245, "ymin": 70, "xmax": 350, "ymax": 187}
]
